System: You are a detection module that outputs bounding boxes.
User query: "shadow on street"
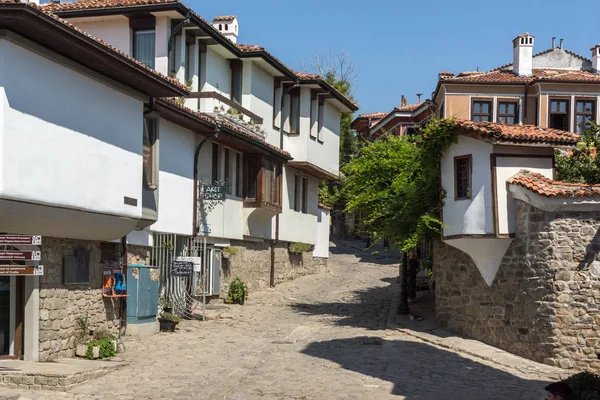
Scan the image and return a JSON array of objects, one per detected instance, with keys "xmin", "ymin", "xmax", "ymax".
[{"xmin": 301, "ymin": 337, "xmax": 550, "ymax": 399}]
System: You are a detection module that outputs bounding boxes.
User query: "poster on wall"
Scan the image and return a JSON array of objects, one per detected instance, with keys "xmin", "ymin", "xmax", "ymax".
[{"xmin": 0, "ymin": 265, "xmax": 44, "ymax": 276}]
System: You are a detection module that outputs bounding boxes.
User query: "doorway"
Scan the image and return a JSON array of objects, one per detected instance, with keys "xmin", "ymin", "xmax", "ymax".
[{"xmin": 0, "ymin": 276, "xmax": 23, "ymax": 359}]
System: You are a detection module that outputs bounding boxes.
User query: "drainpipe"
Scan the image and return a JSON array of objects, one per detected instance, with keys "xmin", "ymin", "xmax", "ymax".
[
  {"xmin": 271, "ymin": 80, "xmax": 300, "ymax": 287},
  {"xmin": 523, "ymin": 83, "xmax": 529, "ymax": 123},
  {"xmin": 167, "ymin": 14, "xmax": 191, "ymax": 73},
  {"xmin": 120, "ymin": 235, "xmax": 128, "ymax": 337},
  {"xmin": 192, "ymin": 125, "xmax": 220, "ymax": 237}
]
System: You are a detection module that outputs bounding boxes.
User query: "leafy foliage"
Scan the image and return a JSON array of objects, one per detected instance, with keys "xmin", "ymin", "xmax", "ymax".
[
  {"xmin": 159, "ymin": 312, "xmax": 182, "ymax": 323},
  {"xmin": 343, "ymin": 118, "xmax": 457, "ymax": 250},
  {"xmin": 227, "ymin": 277, "xmax": 248, "ymax": 304},
  {"xmin": 86, "ymin": 337, "xmax": 116, "ymax": 360},
  {"xmin": 555, "ymin": 122, "xmax": 600, "ymax": 183},
  {"xmin": 289, "ymin": 242, "xmax": 313, "ymax": 253},
  {"xmin": 222, "ymin": 246, "xmax": 239, "ymax": 256},
  {"xmin": 564, "ymin": 371, "xmax": 600, "ymax": 400}
]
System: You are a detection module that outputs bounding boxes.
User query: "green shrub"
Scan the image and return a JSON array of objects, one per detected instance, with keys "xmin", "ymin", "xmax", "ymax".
[
  {"xmin": 565, "ymin": 372, "xmax": 600, "ymax": 400},
  {"xmin": 159, "ymin": 312, "xmax": 181, "ymax": 323},
  {"xmin": 289, "ymin": 242, "xmax": 313, "ymax": 253},
  {"xmin": 86, "ymin": 338, "xmax": 116, "ymax": 360},
  {"xmin": 223, "ymin": 246, "xmax": 239, "ymax": 256},
  {"xmin": 227, "ymin": 277, "xmax": 247, "ymax": 304}
]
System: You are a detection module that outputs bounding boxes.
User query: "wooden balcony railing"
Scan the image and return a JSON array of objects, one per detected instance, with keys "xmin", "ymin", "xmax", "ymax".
[{"xmin": 188, "ymin": 91, "xmax": 263, "ymax": 124}]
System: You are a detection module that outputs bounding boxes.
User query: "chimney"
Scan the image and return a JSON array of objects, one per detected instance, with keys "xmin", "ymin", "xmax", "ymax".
[
  {"xmin": 552, "ymin": 37, "xmax": 556, "ymax": 48},
  {"xmin": 401, "ymin": 95, "xmax": 407, "ymax": 107},
  {"xmin": 559, "ymin": 38, "xmax": 564, "ymax": 49},
  {"xmin": 417, "ymin": 93, "xmax": 423, "ymax": 103},
  {"xmin": 512, "ymin": 32, "xmax": 534, "ymax": 77},
  {"xmin": 212, "ymin": 16, "xmax": 239, "ymax": 44},
  {"xmin": 592, "ymin": 45, "xmax": 600, "ymax": 73}
]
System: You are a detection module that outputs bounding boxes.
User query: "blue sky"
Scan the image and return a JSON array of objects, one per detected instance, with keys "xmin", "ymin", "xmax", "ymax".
[{"xmin": 190, "ymin": 0, "xmax": 600, "ymax": 115}]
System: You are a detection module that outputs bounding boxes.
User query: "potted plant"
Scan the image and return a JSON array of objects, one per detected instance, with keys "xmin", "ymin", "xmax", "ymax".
[
  {"xmin": 158, "ymin": 295, "xmax": 173, "ymax": 313},
  {"xmin": 227, "ymin": 277, "xmax": 247, "ymax": 305},
  {"xmin": 158, "ymin": 312, "xmax": 181, "ymax": 332}
]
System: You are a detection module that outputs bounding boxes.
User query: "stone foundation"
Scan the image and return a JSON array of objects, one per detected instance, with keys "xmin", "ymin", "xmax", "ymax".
[
  {"xmin": 39, "ymin": 239, "xmax": 150, "ymax": 361},
  {"xmin": 436, "ymin": 200, "xmax": 600, "ymax": 371},
  {"xmin": 221, "ymin": 240, "xmax": 327, "ymax": 295}
]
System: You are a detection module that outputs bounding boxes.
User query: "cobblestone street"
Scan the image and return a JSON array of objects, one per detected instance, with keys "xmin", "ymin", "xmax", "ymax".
[{"xmin": 17, "ymin": 244, "xmax": 558, "ymax": 400}]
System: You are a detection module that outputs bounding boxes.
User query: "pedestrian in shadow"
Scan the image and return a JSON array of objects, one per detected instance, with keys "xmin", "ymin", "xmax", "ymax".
[
  {"xmin": 545, "ymin": 381, "xmax": 576, "ymax": 400},
  {"xmin": 407, "ymin": 250, "xmax": 419, "ymax": 303}
]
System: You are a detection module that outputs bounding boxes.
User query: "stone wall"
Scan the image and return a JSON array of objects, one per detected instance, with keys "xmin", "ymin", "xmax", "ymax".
[
  {"xmin": 435, "ymin": 200, "xmax": 600, "ymax": 371},
  {"xmin": 221, "ymin": 240, "xmax": 327, "ymax": 295}
]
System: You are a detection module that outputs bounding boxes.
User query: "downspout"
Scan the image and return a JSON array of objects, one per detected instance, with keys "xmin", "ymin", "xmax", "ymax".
[
  {"xmin": 523, "ymin": 82, "xmax": 529, "ymax": 123},
  {"xmin": 193, "ymin": 125, "xmax": 220, "ymax": 237},
  {"xmin": 272, "ymin": 80, "xmax": 300, "ymax": 287},
  {"xmin": 167, "ymin": 14, "xmax": 191, "ymax": 74},
  {"xmin": 120, "ymin": 235, "xmax": 128, "ymax": 337}
]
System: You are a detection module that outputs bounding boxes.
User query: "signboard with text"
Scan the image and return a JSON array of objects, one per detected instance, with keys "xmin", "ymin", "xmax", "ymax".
[
  {"xmin": 172, "ymin": 261, "xmax": 194, "ymax": 277},
  {"xmin": 0, "ymin": 265, "xmax": 44, "ymax": 276},
  {"xmin": 0, "ymin": 250, "xmax": 41, "ymax": 261},
  {"xmin": 0, "ymin": 235, "xmax": 42, "ymax": 246},
  {"xmin": 202, "ymin": 185, "xmax": 226, "ymax": 201}
]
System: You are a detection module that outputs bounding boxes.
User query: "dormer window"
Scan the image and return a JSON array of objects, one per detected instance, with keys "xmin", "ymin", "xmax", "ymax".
[
  {"xmin": 133, "ymin": 29, "xmax": 155, "ymax": 69},
  {"xmin": 230, "ymin": 60, "xmax": 243, "ymax": 104},
  {"xmin": 472, "ymin": 100, "xmax": 491, "ymax": 122},
  {"xmin": 454, "ymin": 155, "xmax": 472, "ymax": 200}
]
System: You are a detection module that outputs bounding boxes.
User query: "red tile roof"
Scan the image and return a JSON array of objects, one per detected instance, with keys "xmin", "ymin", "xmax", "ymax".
[
  {"xmin": 394, "ymin": 102, "xmax": 425, "ymax": 112},
  {"xmin": 42, "ymin": 0, "xmax": 177, "ymax": 12},
  {"xmin": 508, "ymin": 171, "xmax": 600, "ymax": 198},
  {"xmin": 440, "ymin": 68, "xmax": 600, "ymax": 84},
  {"xmin": 213, "ymin": 15, "xmax": 236, "ymax": 22},
  {"xmin": 18, "ymin": 1, "xmax": 186, "ymax": 92},
  {"xmin": 157, "ymin": 98, "xmax": 291, "ymax": 158},
  {"xmin": 357, "ymin": 112, "xmax": 387, "ymax": 119},
  {"xmin": 452, "ymin": 120, "xmax": 579, "ymax": 146},
  {"xmin": 294, "ymin": 71, "xmax": 321, "ymax": 80},
  {"xmin": 236, "ymin": 43, "xmax": 264, "ymax": 52},
  {"xmin": 318, "ymin": 203, "xmax": 332, "ymax": 211}
]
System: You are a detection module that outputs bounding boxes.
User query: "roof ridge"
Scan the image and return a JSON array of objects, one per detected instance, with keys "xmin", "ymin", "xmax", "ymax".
[{"xmin": 508, "ymin": 170, "xmax": 600, "ymax": 198}]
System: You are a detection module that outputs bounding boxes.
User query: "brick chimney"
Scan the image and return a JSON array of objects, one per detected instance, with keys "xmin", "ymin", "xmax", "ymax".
[
  {"xmin": 512, "ymin": 32, "xmax": 534, "ymax": 77},
  {"xmin": 212, "ymin": 16, "xmax": 238, "ymax": 44},
  {"xmin": 592, "ymin": 45, "xmax": 600, "ymax": 73}
]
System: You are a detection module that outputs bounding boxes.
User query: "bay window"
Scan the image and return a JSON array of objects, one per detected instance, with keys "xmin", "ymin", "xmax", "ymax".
[
  {"xmin": 290, "ymin": 88, "xmax": 300, "ymax": 134},
  {"xmin": 244, "ymin": 156, "xmax": 282, "ymax": 211}
]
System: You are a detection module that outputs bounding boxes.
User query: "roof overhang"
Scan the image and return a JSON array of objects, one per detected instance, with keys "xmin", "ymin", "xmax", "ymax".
[
  {"xmin": 0, "ymin": 3, "xmax": 187, "ymax": 98},
  {"xmin": 155, "ymin": 99, "xmax": 292, "ymax": 161},
  {"xmin": 287, "ymin": 161, "xmax": 337, "ymax": 180},
  {"xmin": 509, "ymin": 184, "xmax": 600, "ymax": 212},
  {"xmin": 297, "ymin": 78, "xmax": 358, "ymax": 112}
]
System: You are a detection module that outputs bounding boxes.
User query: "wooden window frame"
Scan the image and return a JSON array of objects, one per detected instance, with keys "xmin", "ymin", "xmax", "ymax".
[
  {"xmin": 230, "ymin": 59, "xmax": 243, "ymax": 104},
  {"xmin": 497, "ymin": 101, "xmax": 518, "ymax": 124},
  {"xmin": 244, "ymin": 155, "xmax": 282, "ymax": 212},
  {"xmin": 454, "ymin": 155, "xmax": 472, "ymax": 201},
  {"xmin": 575, "ymin": 99, "xmax": 596, "ymax": 134},
  {"xmin": 471, "ymin": 100, "xmax": 492, "ymax": 122},
  {"xmin": 289, "ymin": 87, "xmax": 301, "ymax": 134},
  {"xmin": 143, "ymin": 116, "xmax": 158, "ymax": 189},
  {"xmin": 309, "ymin": 91, "xmax": 318, "ymax": 138},
  {"xmin": 549, "ymin": 98, "xmax": 570, "ymax": 131}
]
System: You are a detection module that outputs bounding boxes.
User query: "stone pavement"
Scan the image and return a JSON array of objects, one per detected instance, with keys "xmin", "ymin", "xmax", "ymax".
[{"xmin": 10, "ymin": 243, "xmax": 562, "ymax": 399}]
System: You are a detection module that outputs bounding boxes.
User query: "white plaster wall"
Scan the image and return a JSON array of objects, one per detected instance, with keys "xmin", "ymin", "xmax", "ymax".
[
  {"xmin": 67, "ymin": 17, "xmax": 131, "ymax": 55},
  {"xmin": 249, "ymin": 62, "xmax": 278, "ymax": 147},
  {"xmin": 495, "ymin": 156, "xmax": 553, "ymax": 234},
  {"xmin": 0, "ymin": 39, "xmax": 143, "ymax": 220},
  {"xmin": 307, "ymin": 100, "xmax": 341, "ymax": 176},
  {"xmin": 445, "ymin": 238, "xmax": 513, "ymax": 286},
  {"xmin": 203, "ymin": 47, "xmax": 231, "ymax": 99},
  {"xmin": 150, "ymin": 119, "xmax": 195, "ymax": 236},
  {"xmin": 313, "ymin": 208, "xmax": 330, "ymax": 258},
  {"xmin": 154, "ymin": 16, "xmax": 170, "ymax": 76},
  {"xmin": 284, "ymin": 87, "xmax": 310, "ymax": 162},
  {"xmin": 441, "ymin": 136, "xmax": 494, "ymax": 237},
  {"xmin": 278, "ymin": 166, "xmax": 318, "ymax": 244}
]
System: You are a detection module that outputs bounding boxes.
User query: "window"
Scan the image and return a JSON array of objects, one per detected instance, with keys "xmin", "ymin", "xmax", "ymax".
[
  {"xmin": 294, "ymin": 175, "xmax": 301, "ymax": 212},
  {"xmin": 549, "ymin": 99, "xmax": 569, "ymax": 131},
  {"xmin": 302, "ymin": 178, "xmax": 308, "ymax": 214},
  {"xmin": 100, "ymin": 243, "xmax": 118, "ymax": 263},
  {"xmin": 404, "ymin": 126, "xmax": 419, "ymax": 136},
  {"xmin": 293, "ymin": 176, "xmax": 308, "ymax": 213},
  {"xmin": 498, "ymin": 102, "xmax": 518, "ymax": 124},
  {"xmin": 143, "ymin": 117, "xmax": 158, "ymax": 189},
  {"xmin": 317, "ymin": 98, "xmax": 325, "ymax": 141},
  {"xmin": 184, "ymin": 35, "xmax": 194, "ymax": 83},
  {"xmin": 309, "ymin": 93, "xmax": 317, "ymax": 138},
  {"xmin": 290, "ymin": 88, "xmax": 300, "ymax": 134},
  {"xmin": 454, "ymin": 155, "xmax": 472, "ymax": 200},
  {"xmin": 224, "ymin": 149, "xmax": 231, "ymax": 195},
  {"xmin": 212, "ymin": 143, "xmax": 220, "ymax": 184},
  {"xmin": 244, "ymin": 156, "xmax": 282, "ymax": 210},
  {"xmin": 133, "ymin": 29, "xmax": 155, "ymax": 69},
  {"xmin": 236, "ymin": 153, "xmax": 242, "ymax": 197},
  {"xmin": 273, "ymin": 79, "xmax": 281, "ymax": 128},
  {"xmin": 230, "ymin": 60, "xmax": 243, "ymax": 104},
  {"xmin": 63, "ymin": 248, "xmax": 90, "ymax": 284},
  {"xmin": 576, "ymin": 100, "xmax": 595, "ymax": 134},
  {"xmin": 471, "ymin": 100, "xmax": 491, "ymax": 122}
]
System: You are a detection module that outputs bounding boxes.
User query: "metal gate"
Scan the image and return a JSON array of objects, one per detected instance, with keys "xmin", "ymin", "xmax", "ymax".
[{"xmin": 151, "ymin": 233, "xmax": 221, "ymax": 319}]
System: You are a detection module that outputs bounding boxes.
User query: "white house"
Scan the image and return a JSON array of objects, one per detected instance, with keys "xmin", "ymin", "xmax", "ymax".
[
  {"xmin": 44, "ymin": 0, "xmax": 357, "ymax": 294},
  {"xmin": 440, "ymin": 120, "xmax": 579, "ymax": 285},
  {"xmin": 0, "ymin": 2, "xmax": 186, "ymax": 361}
]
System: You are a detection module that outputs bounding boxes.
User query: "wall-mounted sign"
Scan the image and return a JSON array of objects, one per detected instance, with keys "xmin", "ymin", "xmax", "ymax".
[
  {"xmin": 202, "ymin": 185, "xmax": 225, "ymax": 201},
  {"xmin": 0, "ymin": 265, "xmax": 44, "ymax": 276},
  {"xmin": 172, "ymin": 261, "xmax": 194, "ymax": 277},
  {"xmin": 0, "ymin": 235, "xmax": 42, "ymax": 245},
  {"xmin": 0, "ymin": 250, "xmax": 41, "ymax": 261}
]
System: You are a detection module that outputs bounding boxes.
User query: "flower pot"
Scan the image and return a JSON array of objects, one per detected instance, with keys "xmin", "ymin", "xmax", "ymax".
[
  {"xmin": 158, "ymin": 318, "xmax": 178, "ymax": 332},
  {"xmin": 76, "ymin": 344, "xmax": 88, "ymax": 358}
]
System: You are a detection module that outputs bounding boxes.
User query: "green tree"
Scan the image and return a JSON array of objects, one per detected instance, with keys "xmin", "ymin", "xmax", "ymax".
[
  {"xmin": 555, "ymin": 122, "xmax": 600, "ymax": 183},
  {"xmin": 342, "ymin": 118, "xmax": 456, "ymax": 250}
]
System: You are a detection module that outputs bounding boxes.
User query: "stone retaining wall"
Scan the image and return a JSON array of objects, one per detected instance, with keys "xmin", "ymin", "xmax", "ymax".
[
  {"xmin": 221, "ymin": 240, "xmax": 327, "ymax": 295},
  {"xmin": 435, "ymin": 200, "xmax": 600, "ymax": 371}
]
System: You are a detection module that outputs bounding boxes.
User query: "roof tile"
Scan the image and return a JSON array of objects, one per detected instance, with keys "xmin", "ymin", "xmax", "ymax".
[
  {"xmin": 508, "ymin": 171, "xmax": 600, "ymax": 198},
  {"xmin": 212, "ymin": 15, "xmax": 236, "ymax": 22}
]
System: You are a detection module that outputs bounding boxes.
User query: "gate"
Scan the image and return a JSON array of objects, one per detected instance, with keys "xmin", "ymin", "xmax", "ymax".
[{"xmin": 151, "ymin": 233, "xmax": 221, "ymax": 319}]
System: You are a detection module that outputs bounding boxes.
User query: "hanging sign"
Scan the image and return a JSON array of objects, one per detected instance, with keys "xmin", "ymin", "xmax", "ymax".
[
  {"xmin": 202, "ymin": 185, "xmax": 226, "ymax": 201},
  {"xmin": 172, "ymin": 261, "xmax": 194, "ymax": 277},
  {"xmin": 0, "ymin": 265, "xmax": 44, "ymax": 276},
  {"xmin": 0, "ymin": 250, "xmax": 41, "ymax": 261},
  {"xmin": 0, "ymin": 235, "xmax": 42, "ymax": 245}
]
